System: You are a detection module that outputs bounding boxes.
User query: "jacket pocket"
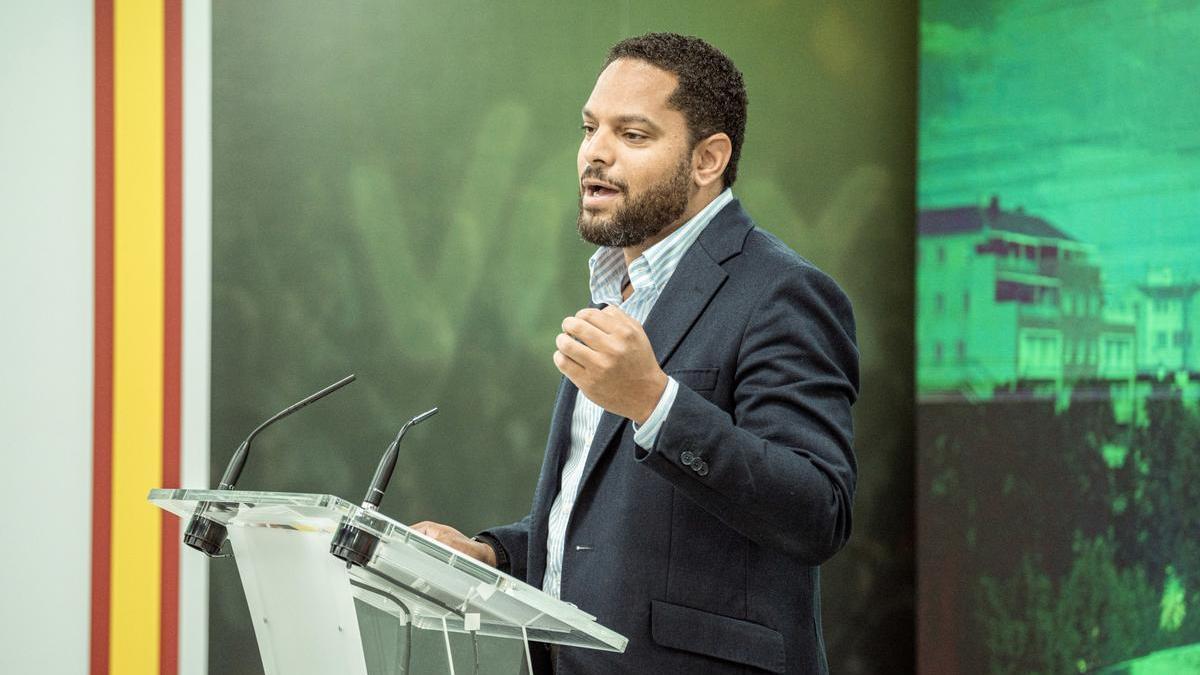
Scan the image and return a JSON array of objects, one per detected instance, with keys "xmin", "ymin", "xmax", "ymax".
[
  {"xmin": 650, "ymin": 599, "xmax": 786, "ymax": 673},
  {"xmin": 665, "ymin": 367, "xmax": 719, "ymax": 392}
]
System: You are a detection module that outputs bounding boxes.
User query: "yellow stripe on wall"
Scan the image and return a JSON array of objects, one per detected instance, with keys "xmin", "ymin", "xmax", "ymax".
[{"xmin": 111, "ymin": 0, "xmax": 164, "ymax": 672}]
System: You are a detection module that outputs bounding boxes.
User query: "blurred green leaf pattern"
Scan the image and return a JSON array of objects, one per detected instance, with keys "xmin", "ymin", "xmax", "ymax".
[{"xmin": 211, "ymin": 2, "xmax": 916, "ymax": 673}]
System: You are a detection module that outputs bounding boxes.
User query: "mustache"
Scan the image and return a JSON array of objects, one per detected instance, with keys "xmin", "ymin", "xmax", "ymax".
[{"xmin": 580, "ymin": 166, "xmax": 628, "ymax": 192}]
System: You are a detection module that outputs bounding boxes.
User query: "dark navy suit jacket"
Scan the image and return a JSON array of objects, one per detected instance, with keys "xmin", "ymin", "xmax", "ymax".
[{"xmin": 486, "ymin": 199, "xmax": 859, "ymax": 674}]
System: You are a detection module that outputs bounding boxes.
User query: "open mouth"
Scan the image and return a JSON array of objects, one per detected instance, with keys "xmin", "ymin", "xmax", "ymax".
[{"xmin": 585, "ymin": 184, "xmax": 621, "ymax": 197}]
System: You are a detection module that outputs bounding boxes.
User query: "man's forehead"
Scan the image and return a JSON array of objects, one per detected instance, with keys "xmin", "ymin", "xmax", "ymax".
[{"xmin": 583, "ymin": 58, "xmax": 679, "ymax": 120}]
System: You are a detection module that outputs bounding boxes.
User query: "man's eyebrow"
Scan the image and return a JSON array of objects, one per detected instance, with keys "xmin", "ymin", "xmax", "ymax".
[{"xmin": 581, "ymin": 109, "xmax": 663, "ymax": 133}]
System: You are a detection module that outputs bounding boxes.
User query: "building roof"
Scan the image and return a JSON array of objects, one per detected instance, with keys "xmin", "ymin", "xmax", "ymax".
[
  {"xmin": 1137, "ymin": 282, "xmax": 1200, "ymax": 299},
  {"xmin": 919, "ymin": 197, "xmax": 1077, "ymax": 242}
]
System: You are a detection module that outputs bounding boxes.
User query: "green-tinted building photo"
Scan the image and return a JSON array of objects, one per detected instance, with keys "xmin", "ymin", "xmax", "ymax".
[{"xmin": 918, "ymin": 1, "xmax": 1200, "ymax": 673}]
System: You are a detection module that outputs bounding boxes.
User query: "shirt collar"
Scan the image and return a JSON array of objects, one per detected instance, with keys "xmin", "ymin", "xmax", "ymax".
[{"xmin": 588, "ymin": 188, "xmax": 734, "ymax": 306}]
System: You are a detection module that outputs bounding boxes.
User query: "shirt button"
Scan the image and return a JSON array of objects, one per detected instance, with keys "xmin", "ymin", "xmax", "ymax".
[
  {"xmin": 694, "ymin": 461, "xmax": 709, "ymax": 476},
  {"xmin": 680, "ymin": 451, "xmax": 696, "ymax": 466}
]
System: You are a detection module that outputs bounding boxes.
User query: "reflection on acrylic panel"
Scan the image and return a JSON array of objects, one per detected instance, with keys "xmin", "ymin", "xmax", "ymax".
[{"xmin": 918, "ymin": 1, "xmax": 1200, "ymax": 673}]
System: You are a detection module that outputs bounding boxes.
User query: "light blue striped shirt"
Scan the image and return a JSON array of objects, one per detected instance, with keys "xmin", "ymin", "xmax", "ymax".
[{"xmin": 542, "ymin": 188, "xmax": 734, "ymax": 598}]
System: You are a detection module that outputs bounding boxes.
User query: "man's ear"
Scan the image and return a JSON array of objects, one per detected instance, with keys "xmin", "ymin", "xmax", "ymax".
[{"xmin": 692, "ymin": 133, "xmax": 733, "ymax": 188}]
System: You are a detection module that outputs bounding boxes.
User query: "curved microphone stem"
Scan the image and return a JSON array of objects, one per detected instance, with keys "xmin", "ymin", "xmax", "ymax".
[
  {"xmin": 362, "ymin": 407, "xmax": 438, "ymax": 509},
  {"xmin": 185, "ymin": 373, "xmax": 356, "ymax": 558},
  {"xmin": 217, "ymin": 373, "xmax": 357, "ymax": 490}
]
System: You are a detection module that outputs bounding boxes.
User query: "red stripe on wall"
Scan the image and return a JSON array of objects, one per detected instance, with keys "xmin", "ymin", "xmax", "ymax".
[
  {"xmin": 91, "ymin": 1, "xmax": 114, "ymax": 674},
  {"xmin": 161, "ymin": 1, "xmax": 183, "ymax": 673}
]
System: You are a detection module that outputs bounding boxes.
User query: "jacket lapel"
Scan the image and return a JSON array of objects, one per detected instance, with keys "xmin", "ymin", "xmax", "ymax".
[
  {"xmin": 572, "ymin": 199, "xmax": 754, "ymax": 498},
  {"xmin": 532, "ymin": 297, "xmax": 605, "ymax": 532}
]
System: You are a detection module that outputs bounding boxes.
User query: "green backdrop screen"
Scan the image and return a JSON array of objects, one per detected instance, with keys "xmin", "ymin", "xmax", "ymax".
[{"xmin": 212, "ymin": 1, "xmax": 915, "ymax": 672}]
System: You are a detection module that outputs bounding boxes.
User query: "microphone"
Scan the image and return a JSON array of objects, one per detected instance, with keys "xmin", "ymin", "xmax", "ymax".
[
  {"xmin": 362, "ymin": 407, "xmax": 437, "ymax": 509},
  {"xmin": 331, "ymin": 407, "xmax": 438, "ymax": 568},
  {"xmin": 217, "ymin": 374, "xmax": 358, "ymax": 490},
  {"xmin": 184, "ymin": 373, "xmax": 357, "ymax": 557}
]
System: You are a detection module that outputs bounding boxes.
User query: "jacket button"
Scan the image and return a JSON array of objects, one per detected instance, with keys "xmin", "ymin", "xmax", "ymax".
[
  {"xmin": 694, "ymin": 461, "xmax": 709, "ymax": 476},
  {"xmin": 680, "ymin": 450, "xmax": 696, "ymax": 466}
]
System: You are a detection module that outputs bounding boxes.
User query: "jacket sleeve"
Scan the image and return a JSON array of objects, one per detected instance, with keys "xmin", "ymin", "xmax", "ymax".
[
  {"xmin": 634, "ymin": 262, "xmax": 859, "ymax": 565},
  {"xmin": 478, "ymin": 513, "xmax": 532, "ymax": 581}
]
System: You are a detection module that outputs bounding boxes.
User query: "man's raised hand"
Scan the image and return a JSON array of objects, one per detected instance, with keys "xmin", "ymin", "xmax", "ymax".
[{"xmin": 553, "ymin": 305, "xmax": 667, "ymax": 424}]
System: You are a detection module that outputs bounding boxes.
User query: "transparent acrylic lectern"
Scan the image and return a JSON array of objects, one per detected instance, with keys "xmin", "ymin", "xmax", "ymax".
[{"xmin": 149, "ymin": 489, "xmax": 627, "ymax": 674}]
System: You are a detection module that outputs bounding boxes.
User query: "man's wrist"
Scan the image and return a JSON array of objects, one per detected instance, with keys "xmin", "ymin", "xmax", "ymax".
[
  {"xmin": 633, "ymin": 376, "xmax": 678, "ymax": 449},
  {"xmin": 634, "ymin": 370, "xmax": 670, "ymax": 425},
  {"xmin": 472, "ymin": 533, "xmax": 508, "ymax": 571}
]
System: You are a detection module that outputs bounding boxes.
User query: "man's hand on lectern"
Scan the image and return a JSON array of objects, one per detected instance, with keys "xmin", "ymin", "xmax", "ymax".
[{"xmin": 408, "ymin": 521, "xmax": 497, "ymax": 567}]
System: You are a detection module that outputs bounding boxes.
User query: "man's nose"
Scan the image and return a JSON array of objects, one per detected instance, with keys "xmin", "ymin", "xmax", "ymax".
[{"xmin": 582, "ymin": 128, "xmax": 615, "ymax": 167}]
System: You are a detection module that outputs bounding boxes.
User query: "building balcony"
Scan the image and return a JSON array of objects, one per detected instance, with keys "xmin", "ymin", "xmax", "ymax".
[
  {"xmin": 996, "ymin": 256, "xmax": 1060, "ymax": 275},
  {"xmin": 1017, "ymin": 303, "xmax": 1061, "ymax": 322}
]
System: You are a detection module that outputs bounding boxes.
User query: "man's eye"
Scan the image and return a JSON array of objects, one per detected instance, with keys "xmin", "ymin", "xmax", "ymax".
[
  {"xmin": 624, "ymin": 132, "xmax": 647, "ymax": 141},
  {"xmin": 581, "ymin": 125, "xmax": 595, "ymax": 135}
]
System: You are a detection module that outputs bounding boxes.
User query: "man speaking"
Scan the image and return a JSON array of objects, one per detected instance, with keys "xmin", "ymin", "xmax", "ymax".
[{"xmin": 412, "ymin": 32, "xmax": 859, "ymax": 674}]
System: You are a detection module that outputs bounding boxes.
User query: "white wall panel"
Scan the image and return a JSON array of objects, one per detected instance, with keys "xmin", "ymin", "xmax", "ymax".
[
  {"xmin": 180, "ymin": 1, "xmax": 213, "ymax": 673},
  {"xmin": 0, "ymin": 2, "xmax": 95, "ymax": 673}
]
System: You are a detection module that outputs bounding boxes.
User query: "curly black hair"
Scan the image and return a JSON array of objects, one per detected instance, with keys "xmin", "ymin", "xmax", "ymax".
[{"xmin": 603, "ymin": 33, "xmax": 748, "ymax": 187}]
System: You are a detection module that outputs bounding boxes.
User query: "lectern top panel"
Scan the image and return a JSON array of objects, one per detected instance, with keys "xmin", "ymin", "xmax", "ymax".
[{"xmin": 149, "ymin": 489, "xmax": 627, "ymax": 652}]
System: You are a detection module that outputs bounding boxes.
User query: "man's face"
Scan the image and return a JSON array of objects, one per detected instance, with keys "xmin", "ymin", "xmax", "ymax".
[{"xmin": 577, "ymin": 59, "xmax": 695, "ymax": 248}]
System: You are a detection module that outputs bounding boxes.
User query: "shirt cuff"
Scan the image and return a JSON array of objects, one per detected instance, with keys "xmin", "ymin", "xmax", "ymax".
[{"xmin": 633, "ymin": 376, "xmax": 678, "ymax": 450}]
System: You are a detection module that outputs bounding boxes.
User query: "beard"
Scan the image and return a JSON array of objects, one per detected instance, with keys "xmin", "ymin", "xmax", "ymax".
[{"xmin": 577, "ymin": 155, "xmax": 692, "ymax": 248}]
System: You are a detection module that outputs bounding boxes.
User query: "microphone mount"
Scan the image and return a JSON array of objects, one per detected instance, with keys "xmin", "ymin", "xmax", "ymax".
[{"xmin": 331, "ymin": 407, "xmax": 438, "ymax": 568}]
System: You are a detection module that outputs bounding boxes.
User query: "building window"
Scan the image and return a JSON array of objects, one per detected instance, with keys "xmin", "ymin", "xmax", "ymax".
[
  {"xmin": 935, "ymin": 293, "xmax": 945, "ymax": 313},
  {"xmin": 1175, "ymin": 331, "xmax": 1191, "ymax": 347},
  {"xmin": 956, "ymin": 340, "xmax": 966, "ymax": 362},
  {"xmin": 934, "ymin": 342, "xmax": 944, "ymax": 364},
  {"xmin": 963, "ymin": 292, "xmax": 970, "ymax": 314},
  {"xmin": 937, "ymin": 246, "xmax": 946, "ymax": 264},
  {"xmin": 1157, "ymin": 331, "xmax": 1168, "ymax": 348}
]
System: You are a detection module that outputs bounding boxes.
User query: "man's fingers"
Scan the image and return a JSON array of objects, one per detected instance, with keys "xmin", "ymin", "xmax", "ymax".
[
  {"xmin": 577, "ymin": 305, "xmax": 641, "ymax": 343},
  {"xmin": 407, "ymin": 521, "xmax": 493, "ymax": 563},
  {"xmin": 553, "ymin": 349, "xmax": 584, "ymax": 380},
  {"xmin": 556, "ymin": 314, "xmax": 604, "ymax": 341},
  {"xmin": 575, "ymin": 307, "xmax": 623, "ymax": 332},
  {"xmin": 555, "ymin": 332, "xmax": 597, "ymax": 365},
  {"xmin": 561, "ymin": 317, "xmax": 611, "ymax": 350},
  {"xmin": 553, "ymin": 347, "xmax": 582, "ymax": 371},
  {"xmin": 409, "ymin": 521, "xmax": 451, "ymax": 539}
]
